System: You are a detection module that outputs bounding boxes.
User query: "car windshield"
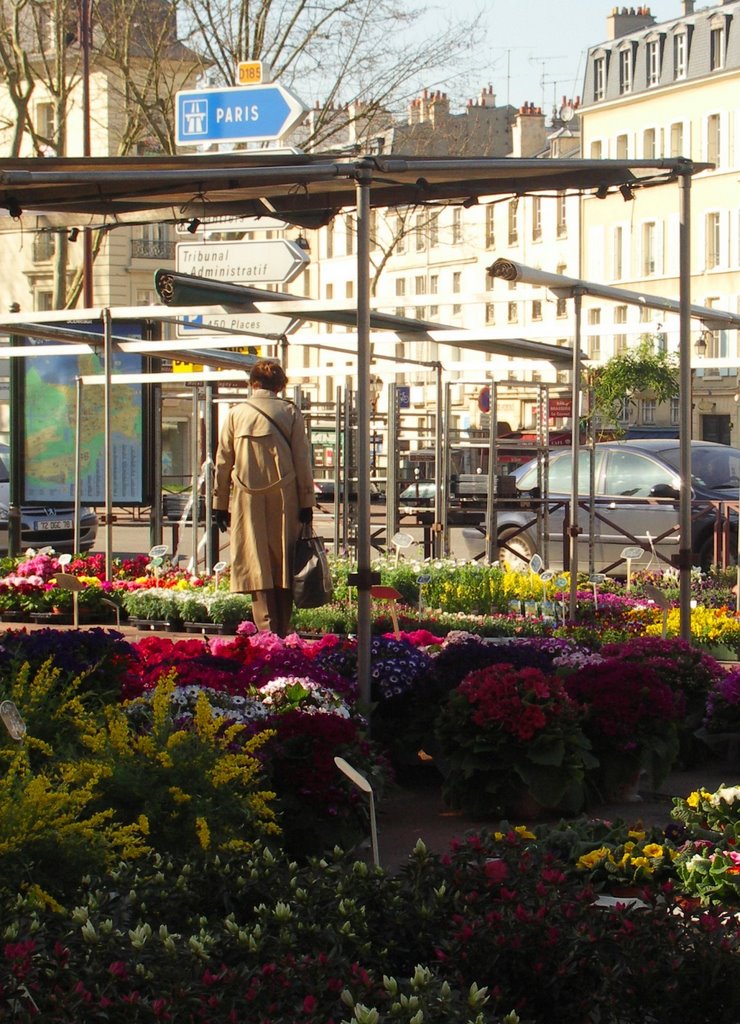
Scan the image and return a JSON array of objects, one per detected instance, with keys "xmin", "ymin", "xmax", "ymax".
[{"xmin": 660, "ymin": 446, "xmax": 740, "ymax": 490}]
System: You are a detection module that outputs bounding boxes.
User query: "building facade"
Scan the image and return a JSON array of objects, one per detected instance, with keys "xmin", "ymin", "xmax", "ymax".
[{"xmin": 580, "ymin": 0, "xmax": 740, "ymax": 443}]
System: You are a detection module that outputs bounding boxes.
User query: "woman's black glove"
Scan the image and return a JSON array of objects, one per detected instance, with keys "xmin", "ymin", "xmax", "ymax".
[
  {"xmin": 214, "ymin": 509, "xmax": 231, "ymax": 533},
  {"xmin": 298, "ymin": 507, "xmax": 313, "ymax": 525}
]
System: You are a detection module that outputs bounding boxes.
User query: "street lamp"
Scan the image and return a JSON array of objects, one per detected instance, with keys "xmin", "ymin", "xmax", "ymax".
[{"xmin": 692, "ymin": 331, "xmax": 710, "ymax": 438}]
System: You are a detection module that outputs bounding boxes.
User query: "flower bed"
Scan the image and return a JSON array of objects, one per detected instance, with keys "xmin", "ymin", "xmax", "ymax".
[{"xmin": 2, "ymin": 616, "xmax": 740, "ymax": 1021}]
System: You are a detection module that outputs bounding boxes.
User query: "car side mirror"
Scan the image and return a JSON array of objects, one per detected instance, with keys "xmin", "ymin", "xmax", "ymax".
[{"xmin": 650, "ymin": 483, "xmax": 679, "ymax": 499}]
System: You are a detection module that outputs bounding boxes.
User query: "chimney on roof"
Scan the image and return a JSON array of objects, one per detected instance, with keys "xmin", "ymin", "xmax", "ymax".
[
  {"xmin": 607, "ymin": 4, "xmax": 655, "ymax": 39},
  {"xmin": 682, "ymin": 0, "xmax": 694, "ymax": 12}
]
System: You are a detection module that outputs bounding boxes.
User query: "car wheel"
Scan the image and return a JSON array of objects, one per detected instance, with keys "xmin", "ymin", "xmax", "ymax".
[{"xmin": 497, "ymin": 528, "xmax": 536, "ymax": 573}]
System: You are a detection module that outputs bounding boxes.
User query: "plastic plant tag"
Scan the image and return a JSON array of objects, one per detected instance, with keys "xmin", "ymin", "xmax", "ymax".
[{"xmin": 0, "ymin": 700, "xmax": 26, "ymax": 741}]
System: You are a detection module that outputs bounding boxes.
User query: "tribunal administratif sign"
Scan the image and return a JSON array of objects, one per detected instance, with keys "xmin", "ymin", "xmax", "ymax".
[{"xmin": 175, "ymin": 239, "xmax": 309, "ymax": 285}]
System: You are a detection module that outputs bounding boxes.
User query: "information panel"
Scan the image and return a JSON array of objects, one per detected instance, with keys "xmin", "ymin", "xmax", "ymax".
[{"xmin": 21, "ymin": 322, "xmax": 148, "ymax": 504}]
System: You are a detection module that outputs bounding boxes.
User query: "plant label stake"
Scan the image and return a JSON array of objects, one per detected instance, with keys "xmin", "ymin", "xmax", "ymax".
[
  {"xmin": 643, "ymin": 582, "xmax": 670, "ymax": 638},
  {"xmin": 621, "ymin": 546, "xmax": 644, "ymax": 593},
  {"xmin": 391, "ymin": 532, "xmax": 414, "ymax": 566},
  {"xmin": 55, "ymin": 572, "xmax": 86, "ymax": 627},
  {"xmin": 149, "ymin": 545, "xmax": 169, "ymax": 588},
  {"xmin": 0, "ymin": 700, "xmax": 26, "ymax": 742},
  {"xmin": 417, "ymin": 573, "xmax": 431, "ymax": 618},
  {"xmin": 589, "ymin": 573, "xmax": 607, "ymax": 611},
  {"xmin": 213, "ymin": 560, "xmax": 227, "ymax": 590},
  {"xmin": 555, "ymin": 575, "xmax": 568, "ymax": 623},
  {"xmin": 334, "ymin": 756, "xmax": 379, "ymax": 868},
  {"xmin": 370, "ymin": 585, "xmax": 403, "ymax": 638}
]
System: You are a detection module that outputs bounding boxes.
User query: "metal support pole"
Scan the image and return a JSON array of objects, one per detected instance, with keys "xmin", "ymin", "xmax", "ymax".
[
  {"xmin": 102, "ymin": 308, "xmax": 113, "ymax": 580},
  {"xmin": 204, "ymin": 383, "xmax": 215, "ymax": 573},
  {"xmin": 8, "ymin": 310, "xmax": 22, "ymax": 557},
  {"xmin": 74, "ymin": 377, "xmax": 83, "ymax": 554},
  {"xmin": 486, "ymin": 379, "xmax": 498, "ymax": 563},
  {"xmin": 386, "ymin": 383, "xmax": 399, "ymax": 543},
  {"xmin": 191, "ymin": 387, "xmax": 200, "ymax": 570},
  {"xmin": 151, "ymin": 383, "xmax": 163, "ymax": 549},
  {"xmin": 435, "ymin": 368, "xmax": 445, "ymax": 557},
  {"xmin": 354, "ymin": 165, "xmax": 373, "ymax": 711},
  {"xmin": 81, "ymin": 0, "xmax": 94, "ymax": 307},
  {"xmin": 568, "ymin": 291, "xmax": 583, "ymax": 620},
  {"xmin": 678, "ymin": 170, "xmax": 693, "ymax": 642},
  {"xmin": 333, "ymin": 385, "xmax": 341, "ymax": 554}
]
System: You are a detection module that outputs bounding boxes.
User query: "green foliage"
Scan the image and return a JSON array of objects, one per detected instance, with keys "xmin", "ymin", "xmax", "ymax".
[
  {"xmin": 121, "ymin": 587, "xmax": 184, "ymax": 624},
  {"xmin": 3, "ymin": 836, "xmax": 740, "ymax": 1022},
  {"xmin": 0, "ymin": 665, "xmax": 279, "ymax": 900},
  {"xmin": 207, "ymin": 592, "xmax": 253, "ymax": 629},
  {"xmin": 589, "ymin": 335, "xmax": 679, "ymax": 427}
]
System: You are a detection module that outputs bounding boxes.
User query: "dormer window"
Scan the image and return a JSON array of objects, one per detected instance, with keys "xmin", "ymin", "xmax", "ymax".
[
  {"xmin": 646, "ymin": 37, "xmax": 662, "ymax": 86},
  {"xmin": 593, "ymin": 54, "xmax": 606, "ymax": 101},
  {"xmin": 673, "ymin": 31, "xmax": 687, "ymax": 79},
  {"xmin": 619, "ymin": 47, "xmax": 633, "ymax": 94},
  {"xmin": 710, "ymin": 23, "xmax": 725, "ymax": 70}
]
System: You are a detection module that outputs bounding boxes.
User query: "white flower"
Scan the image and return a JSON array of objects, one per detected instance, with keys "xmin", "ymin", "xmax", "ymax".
[{"xmin": 710, "ymin": 786, "xmax": 740, "ymax": 807}]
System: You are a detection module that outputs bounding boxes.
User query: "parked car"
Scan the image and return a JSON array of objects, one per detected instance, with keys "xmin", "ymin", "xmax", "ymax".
[
  {"xmin": 399, "ymin": 474, "xmax": 490, "ymax": 508},
  {"xmin": 0, "ymin": 443, "xmax": 99, "ymax": 554},
  {"xmin": 464, "ymin": 439, "xmax": 740, "ymax": 573}
]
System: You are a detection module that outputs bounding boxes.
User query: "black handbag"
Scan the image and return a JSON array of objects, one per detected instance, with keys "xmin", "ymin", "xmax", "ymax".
[{"xmin": 293, "ymin": 524, "xmax": 333, "ymax": 608}]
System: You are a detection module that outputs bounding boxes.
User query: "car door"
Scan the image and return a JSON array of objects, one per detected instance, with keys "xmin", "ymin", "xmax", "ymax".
[
  {"xmin": 516, "ymin": 449, "xmax": 599, "ymax": 570},
  {"xmin": 598, "ymin": 448, "xmax": 680, "ymax": 569}
]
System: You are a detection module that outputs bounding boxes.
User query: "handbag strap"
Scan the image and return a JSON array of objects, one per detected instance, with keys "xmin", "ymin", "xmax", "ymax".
[{"xmin": 243, "ymin": 400, "xmax": 291, "ymax": 448}]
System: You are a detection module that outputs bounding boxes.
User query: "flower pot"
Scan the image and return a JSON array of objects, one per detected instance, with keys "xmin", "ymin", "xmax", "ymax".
[
  {"xmin": 30, "ymin": 611, "xmax": 72, "ymax": 625},
  {"xmin": 184, "ymin": 621, "xmax": 226, "ymax": 635},
  {"xmin": 128, "ymin": 617, "xmax": 172, "ymax": 632},
  {"xmin": 608, "ymin": 771, "xmax": 643, "ymax": 804},
  {"xmin": 0, "ymin": 610, "xmax": 28, "ymax": 623},
  {"xmin": 505, "ymin": 788, "xmax": 546, "ymax": 822}
]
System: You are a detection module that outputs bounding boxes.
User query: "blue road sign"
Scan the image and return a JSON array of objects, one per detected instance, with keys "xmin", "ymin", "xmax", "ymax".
[
  {"xmin": 176, "ymin": 84, "xmax": 307, "ymax": 146},
  {"xmin": 397, "ymin": 385, "xmax": 411, "ymax": 409}
]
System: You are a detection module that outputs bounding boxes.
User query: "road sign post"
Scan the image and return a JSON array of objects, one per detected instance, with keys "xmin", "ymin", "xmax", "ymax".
[
  {"xmin": 176, "ymin": 83, "xmax": 307, "ymax": 145},
  {"xmin": 175, "ymin": 239, "xmax": 309, "ymax": 285}
]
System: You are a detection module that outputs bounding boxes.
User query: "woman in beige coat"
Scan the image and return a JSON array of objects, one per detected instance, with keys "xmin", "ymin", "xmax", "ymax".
[{"xmin": 213, "ymin": 361, "xmax": 315, "ymax": 636}]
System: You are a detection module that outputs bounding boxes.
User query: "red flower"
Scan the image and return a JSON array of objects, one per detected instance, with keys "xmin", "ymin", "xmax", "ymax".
[{"xmin": 484, "ymin": 858, "xmax": 509, "ymax": 883}]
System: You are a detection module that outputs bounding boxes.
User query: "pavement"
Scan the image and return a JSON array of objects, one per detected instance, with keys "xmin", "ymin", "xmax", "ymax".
[{"xmin": 372, "ymin": 758, "xmax": 739, "ymax": 873}]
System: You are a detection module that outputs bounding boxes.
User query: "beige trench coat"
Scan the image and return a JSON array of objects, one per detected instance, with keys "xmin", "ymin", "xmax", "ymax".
[{"xmin": 213, "ymin": 390, "xmax": 315, "ymax": 593}]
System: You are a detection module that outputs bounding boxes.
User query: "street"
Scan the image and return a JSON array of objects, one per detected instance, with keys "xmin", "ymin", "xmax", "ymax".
[{"xmin": 95, "ymin": 503, "xmax": 484, "ymax": 572}]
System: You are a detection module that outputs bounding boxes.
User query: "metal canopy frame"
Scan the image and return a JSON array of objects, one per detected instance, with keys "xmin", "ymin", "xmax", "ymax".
[{"xmin": 0, "ymin": 151, "xmax": 703, "ymax": 702}]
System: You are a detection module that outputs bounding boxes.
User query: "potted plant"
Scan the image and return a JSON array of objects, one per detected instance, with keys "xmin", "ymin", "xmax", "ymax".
[
  {"xmin": 208, "ymin": 593, "xmax": 253, "ymax": 633},
  {"xmin": 121, "ymin": 588, "xmax": 183, "ymax": 630},
  {"xmin": 695, "ymin": 669, "xmax": 740, "ymax": 762},
  {"xmin": 672, "ymin": 785, "xmax": 740, "ymax": 906},
  {"xmin": 434, "ymin": 661, "xmax": 596, "ymax": 818},
  {"xmin": 564, "ymin": 657, "xmax": 685, "ymax": 801}
]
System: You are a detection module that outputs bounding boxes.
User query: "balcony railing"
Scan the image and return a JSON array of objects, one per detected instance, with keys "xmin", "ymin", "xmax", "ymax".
[{"xmin": 131, "ymin": 239, "xmax": 175, "ymax": 260}]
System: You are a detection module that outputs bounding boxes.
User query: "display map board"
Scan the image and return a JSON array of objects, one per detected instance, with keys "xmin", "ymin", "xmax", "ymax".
[{"xmin": 21, "ymin": 322, "xmax": 149, "ymax": 504}]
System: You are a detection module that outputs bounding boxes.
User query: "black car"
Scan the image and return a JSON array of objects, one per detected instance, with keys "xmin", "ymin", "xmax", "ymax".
[
  {"xmin": 314, "ymin": 479, "xmax": 384, "ymax": 504},
  {"xmin": 466, "ymin": 439, "xmax": 740, "ymax": 573}
]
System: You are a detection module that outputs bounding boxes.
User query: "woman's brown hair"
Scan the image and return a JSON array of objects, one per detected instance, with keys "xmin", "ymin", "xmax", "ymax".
[{"xmin": 249, "ymin": 360, "xmax": 288, "ymax": 392}]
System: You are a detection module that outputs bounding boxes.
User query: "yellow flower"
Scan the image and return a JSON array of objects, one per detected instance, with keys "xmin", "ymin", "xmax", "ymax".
[
  {"xmin": 642, "ymin": 843, "xmax": 665, "ymax": 859},
  {"xmin": 195, "ymin": 816, "xmax": 211, "ymax": 850},
  {"xmin": 514, "ymin": 825, "xmax": 536, "ymax": 840},
  {"xmin": 576, "ymin": 846, "xmax": 610, "ymax": 870}
]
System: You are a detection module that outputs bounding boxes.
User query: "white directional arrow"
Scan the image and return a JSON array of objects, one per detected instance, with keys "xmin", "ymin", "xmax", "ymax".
[{"xmin": 176, "ymin": 239, "xmax": 309, "ymax": 286}]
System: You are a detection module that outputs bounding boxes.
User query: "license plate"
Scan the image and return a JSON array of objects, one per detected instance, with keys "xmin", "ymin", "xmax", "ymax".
[{"xmin": 34, "ymin": 519, "xmax": 73, "ymax": 531}]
